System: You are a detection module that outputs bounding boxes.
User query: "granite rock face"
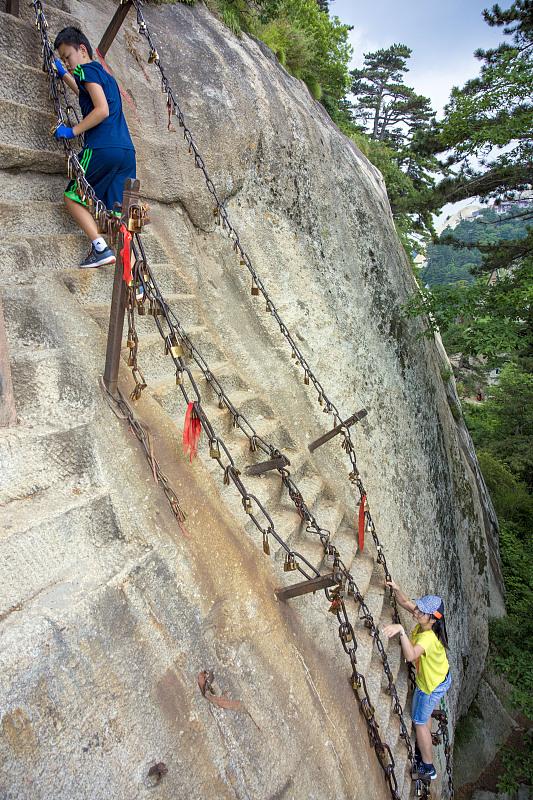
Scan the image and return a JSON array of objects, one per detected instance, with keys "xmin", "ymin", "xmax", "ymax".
[{"xmin": 0, "ymin": 1, "xmax": 504, "ymax": 799}]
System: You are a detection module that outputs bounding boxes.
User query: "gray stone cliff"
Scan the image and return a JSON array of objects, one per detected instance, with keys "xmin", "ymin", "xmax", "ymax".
[{"xmin": 0, "ymin": 1, "xmax": 504, "ymax": 798}]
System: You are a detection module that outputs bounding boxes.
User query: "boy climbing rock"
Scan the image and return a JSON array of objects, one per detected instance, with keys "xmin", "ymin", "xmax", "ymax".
[{"xmin": 53, "ymin": 26, "xmax": 136, "ymax": 268}]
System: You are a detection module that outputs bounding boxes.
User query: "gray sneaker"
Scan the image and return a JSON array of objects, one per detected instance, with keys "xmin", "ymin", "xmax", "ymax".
[{"xmin": 79, "ymin": 245, "xmax": 116, "ymax": 269}]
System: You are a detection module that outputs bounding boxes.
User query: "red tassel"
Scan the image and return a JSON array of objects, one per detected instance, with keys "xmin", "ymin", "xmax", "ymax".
[
  {"xmin": 183, "ymin": 401, "xmax": 201, "ymax": 462},
  {"xmin": 120, "ymin": 224, "xmax": 133, "ymax": 285},
  {"xmin": 358, "ymin": 494, "xmax": 366, "ymax": 552}
]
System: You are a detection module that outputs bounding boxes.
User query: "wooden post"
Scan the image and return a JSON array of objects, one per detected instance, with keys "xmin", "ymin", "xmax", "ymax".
[
  {"xmin": 97, "ymin": 0, "xmax": 133, "ymax": 58},
  {"xmin": 103, "ymin": 178, "xmax": 140, "ymax": 396},
  {"xmin": 6, "ymin": 0, "xmax": 20, "ymax": 16},
  {"xmin": 0, "ymin": 296, "xmax": 17, "ymax": 427}
]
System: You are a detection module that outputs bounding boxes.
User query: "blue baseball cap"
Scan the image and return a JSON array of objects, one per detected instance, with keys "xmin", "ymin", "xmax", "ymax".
[{"xmin": 415, "ymin": 595, "xmax": 444, "ymax": 618}]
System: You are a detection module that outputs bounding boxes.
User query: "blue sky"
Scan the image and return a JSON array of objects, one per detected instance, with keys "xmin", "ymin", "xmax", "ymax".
[{"xmin": 332, "ymin": 0, "xmax": 509, "ymax": 115}]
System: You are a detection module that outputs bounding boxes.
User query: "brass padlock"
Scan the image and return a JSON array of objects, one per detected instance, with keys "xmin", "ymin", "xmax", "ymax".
[
  {"xmin": 148, "ymin": 48, "xmax": 159, "ymax": 64},
  {"xmin": 251, "ymin": 278, "xmax": 259, "ymax": 296},
  {"xmin": 137, "ymin": 299, "xmax": 146, "ymax": 315},
  {"xmin": 304, "ymin": 372, "xmax": 310, "ymax": 385},
  {"xmin": 127, "ymin": 353, "xmax": 135, "ymax": 367},
  {"xmin": 284, "ymin": 553, "xmax": 298, "ymax": 572},
  {"xmin": 175, "ymin": 369, "xmax": 183, "ymax": 386},
  {"xmin": 243, "ymin": 496, "xmax": 252, "ymax": 514},
  {"xmin": 209, "ymin": 440, "xmax": 221, "ymax": 460},
  {"xmin": 340, "ymin": 625, "xmax": 353, "ymax": 644},
  {"xmin": 351, "ymin": 674, "xmax": 361, "ymax": 691},
  {"xmin": 127, "ymin": 205, "xmax": 143, "ymax": 233},
  {"xmin": 127, "ymin": 330, "xmax": 135, "ymax": 348},
  {"xmin": 262, "ymin": 532, "xmax": 270, "ymax": 556},
  {"xmin": 167, "ymin": 334, "xmax": 183, "ymax": 359}
]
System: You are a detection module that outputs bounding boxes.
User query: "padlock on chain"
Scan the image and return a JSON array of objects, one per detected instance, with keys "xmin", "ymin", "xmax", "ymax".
[
  {"xmin": 283, "ymin": 552, "xmax": 298, "ymax": 572},
  {"xmin": 209, "ymin": 440, "xmax": 221, "ymax": 460}
]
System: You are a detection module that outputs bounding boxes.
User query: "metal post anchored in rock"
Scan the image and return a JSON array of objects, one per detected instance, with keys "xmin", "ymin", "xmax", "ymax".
[
  {"xmin": 308, "ymin": 409, "xmax": 368, "ymax": 453},
  {"xmin": 103, "ymin": 178, "xmax": 141, "ymax": 396},
  {"xmin": 97, "ymin": 0, "xmax": 133, "ymax": 58},
  {"xmin": 6, "ymin": 0, "xmax": 20, "ymax": 16},
  {"xmin": 0, "ymin": 296, "xmax": 16, "ymax": 427}
]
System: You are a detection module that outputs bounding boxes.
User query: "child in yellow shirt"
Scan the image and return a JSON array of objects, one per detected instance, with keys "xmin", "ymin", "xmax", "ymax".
[{"xmin": 383, "ymin": 582, "xmax": 451, "ymax": 781}]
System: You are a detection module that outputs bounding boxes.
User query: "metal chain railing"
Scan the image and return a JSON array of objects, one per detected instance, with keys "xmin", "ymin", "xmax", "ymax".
[
  {"xmin": 128, "ymin": 0, "xmax": 407, "ymax": 610},
  {"xmin": 432, "ymin": 706, "xmax": 454, "ymax": 799},
  {"xmin": 127, "ymin": 237, "xmax": 425, "ymax": 800},
  {"xmin": 29, "ymin": 2, "xmax": 458, "ymax": 795},
  {"xmin": 128, "ymin": 6, "xmax": 436, "ymax": 786}
]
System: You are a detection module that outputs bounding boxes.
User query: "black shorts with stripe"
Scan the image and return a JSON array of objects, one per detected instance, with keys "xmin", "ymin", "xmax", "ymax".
[{"xmin": 65, "ymin": 146, "xmax": 136, "ymax": 211}]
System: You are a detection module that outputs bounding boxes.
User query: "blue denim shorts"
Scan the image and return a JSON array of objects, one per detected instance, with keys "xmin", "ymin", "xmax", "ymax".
[{"xmin": 412, "ymin": 672, "xmax": 452, "ymax": 725}]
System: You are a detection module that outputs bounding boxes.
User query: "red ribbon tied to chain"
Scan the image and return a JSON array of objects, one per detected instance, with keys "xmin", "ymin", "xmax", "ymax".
[
  {"xmin": 358, "ymin": 493, "xmax": 366, "ymax": 552},
  {"xmin": 120, "ymin": 224, "xmax": 133, "ymax": 285},
  {"xmin": 183, "ymin": 401, "xmax": 201, "ymax": 462}
]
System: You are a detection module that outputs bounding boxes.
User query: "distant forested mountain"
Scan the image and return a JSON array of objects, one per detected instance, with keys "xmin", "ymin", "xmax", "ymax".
[{"xmin": 421, "ymin": 207, "xmax": 531, "ymax": 286}]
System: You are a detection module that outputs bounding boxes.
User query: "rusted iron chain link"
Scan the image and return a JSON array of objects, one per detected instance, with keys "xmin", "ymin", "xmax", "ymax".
[
  {"xmin": 32, "ymin": 0, "xmax": 120, "ymax": 239},
  {"xmin": 101, "ymin": 375, "xmax": 187, "ymax": 531},
  {"xmin": 432, "ymin": 707, "xmax": 454, "ymax": 799}
]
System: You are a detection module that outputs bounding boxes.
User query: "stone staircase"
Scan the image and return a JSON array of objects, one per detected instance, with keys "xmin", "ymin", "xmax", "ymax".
[{"xmin": 0, "ymin": 3, "xmax": 418, "ymax": 797}]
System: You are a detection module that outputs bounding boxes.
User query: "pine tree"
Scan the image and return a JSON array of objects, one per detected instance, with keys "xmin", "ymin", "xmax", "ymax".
[{"xmin": 350, "ymin": 44, "xmax": 434, "ymax": 145}]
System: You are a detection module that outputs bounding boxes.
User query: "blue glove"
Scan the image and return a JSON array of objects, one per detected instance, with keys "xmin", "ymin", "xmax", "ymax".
[
  {"xmin": 54, "ymin": 124, "xmax": 75, "ymax": 140},
  {"xmin": 54, "ymin": 57, "xmax": 67, "ymax": 78}
]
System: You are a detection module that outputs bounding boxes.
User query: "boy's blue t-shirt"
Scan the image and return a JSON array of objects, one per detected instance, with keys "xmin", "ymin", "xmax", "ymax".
[{"xmin": 73, "ymin": 61, "xmax": 134, "ymax": 151}]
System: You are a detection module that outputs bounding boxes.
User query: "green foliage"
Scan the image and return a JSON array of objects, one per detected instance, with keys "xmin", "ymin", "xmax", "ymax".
[
  {"xmin": 469, "ymin": 363, "xmax": 533, "ymax": 724},
  {"xmin": 404, "ymin": 253, "xmax": 533, "ymax": 367},
  {"xmin": 497, "ymin": 732, "xmax": 533, "ymax": 794},
  {"xmin": 348, "ymin": 45, "xmax": 438, "ymax": 244},
  {"xmin": 476, "ymin": 451, "xmax": 532, "ymax": 537},
  {"xmin": 256, "ymin": 0, "xmax": 352, "ymax": 106},
  {"xmin": 199, "ymin": 0, "xmax": 353, "ymax": 107},
  {"xmin": 465, "ymin": 364, "xmax": 533, "ymax": 485}
]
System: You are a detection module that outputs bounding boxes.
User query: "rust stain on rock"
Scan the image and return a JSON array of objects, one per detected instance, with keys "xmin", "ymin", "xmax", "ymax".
[
  {"xmin": 1, "ymin": 708, "xmax": 36, "ymax": 755},
  {"xmin": 155, "ymin": 667, "xmax": 189, "ymax": 724}
]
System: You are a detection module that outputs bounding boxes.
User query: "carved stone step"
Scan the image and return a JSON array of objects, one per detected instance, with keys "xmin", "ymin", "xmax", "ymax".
[
  {"xmin": 0, "ymin": 99, "xmax": 64, "ymax": 171},
  {"xmin": 0, "ymin": 0, "xmax": 77, "ymax": 30},
  {"xmin": 9, "ymin": 349, "xmax": 96, "ymax": 429},
  {"xmin": 0, "ymin": 423, "xmax": 101, "ymax": 504},
  {"xmin": 63, "ymin": 266, "xmax": 192, "ymax": 307},
  {"xmin": 0, "ymin": 489, "xmax": 144, "ymax": 621},
  {"xmin": 0, "ymin": 200, "xmax": 77, "ymax": 236},
  {"xmin": 0, "ymin": 169, "xmax": 68, "ymax": 204},
  {"xmin": 0, "ymin": 53, "xmax": 59, "ymax": 113},
  {"xmin": 0, "ymin": 10, "xmax": 46, "ymax": 66},
  {"xmin": 0, "ymin": 233, "xmax": 86, "ymax": 276}
]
